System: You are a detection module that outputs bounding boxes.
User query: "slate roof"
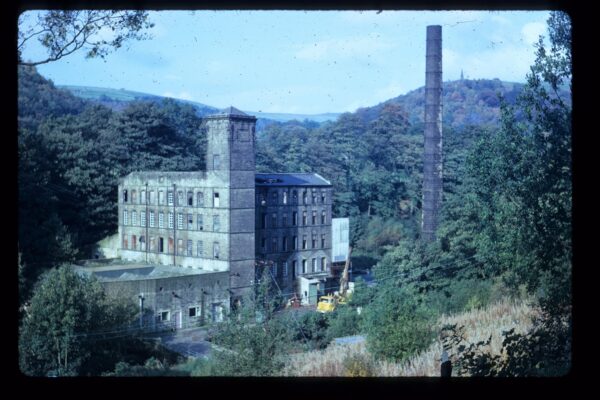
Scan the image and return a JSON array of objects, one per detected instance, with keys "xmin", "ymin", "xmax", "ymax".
[{"xmin": 255, "ymin": 173, "xmax": 331, "ymax": 187}]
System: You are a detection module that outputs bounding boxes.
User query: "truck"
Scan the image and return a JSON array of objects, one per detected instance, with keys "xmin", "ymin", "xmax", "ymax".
[{"xmin": 316, "ymin": 246, "xmax": 352, "ymax": 313}]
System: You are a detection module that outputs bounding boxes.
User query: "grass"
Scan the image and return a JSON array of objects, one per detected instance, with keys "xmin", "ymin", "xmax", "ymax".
[{"xmin": 281, "ymin": 297, "xmax": 537, "ymax": 377}]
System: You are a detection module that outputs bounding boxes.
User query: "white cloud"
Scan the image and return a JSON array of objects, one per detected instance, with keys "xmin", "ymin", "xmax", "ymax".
[
  {"xmin": 294, "ymin": 34, "xmax": 393, "ymax": 61},
  {"xmin": 162, "ymin": 91, "xmax": 194, "ymax": 101},
  {"xmin": 521, "ymin": 21, "xmax": 547, "ymax": 45}
]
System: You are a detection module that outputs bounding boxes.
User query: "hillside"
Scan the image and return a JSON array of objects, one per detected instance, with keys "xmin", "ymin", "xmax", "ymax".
[{"xmin": 57, "ymin": 85, "xmax": 341, "ymax": 126}]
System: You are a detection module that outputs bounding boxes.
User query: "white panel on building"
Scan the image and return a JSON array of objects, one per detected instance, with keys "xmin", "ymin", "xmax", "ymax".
[{"xmin": 332, "ymin": 218, "xmax": 349, "ymax": 263}]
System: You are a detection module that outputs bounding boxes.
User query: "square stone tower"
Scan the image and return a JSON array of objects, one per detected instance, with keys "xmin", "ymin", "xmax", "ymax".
[{"xmin": 204, "ymin": 107, "xmax": 257, "ymax": 300}]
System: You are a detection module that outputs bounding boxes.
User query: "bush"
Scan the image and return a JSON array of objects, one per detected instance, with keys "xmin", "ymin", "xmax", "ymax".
[
  {"xmin": 342, "ymin": 353, "xmax": 375, "ymax": 377},
  {"xmin": 326, "ymin": 305, "xmax": 362, "ymax": 342},
  {"xmin": 363, "ymin": 285, "xmax": 435, "ymax": 363}
]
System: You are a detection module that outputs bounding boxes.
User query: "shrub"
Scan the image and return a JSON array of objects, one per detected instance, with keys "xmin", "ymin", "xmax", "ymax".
[{"xmin": 342, "ymin": 353, "xmax": 375, "ymax": 377}]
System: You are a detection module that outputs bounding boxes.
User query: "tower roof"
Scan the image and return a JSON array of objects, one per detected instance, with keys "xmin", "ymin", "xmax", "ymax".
[{"xmin": 205, "ymin": 106, "xmax": 256, "ymax": 120}]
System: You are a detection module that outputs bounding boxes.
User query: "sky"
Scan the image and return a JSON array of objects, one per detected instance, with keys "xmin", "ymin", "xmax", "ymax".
[{"xmin": 19, "ymin": 10, "xmax": 552, "ymax": 114}]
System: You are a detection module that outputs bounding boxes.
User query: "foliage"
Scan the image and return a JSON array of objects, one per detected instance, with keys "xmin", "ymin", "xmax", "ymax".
[
  {"xmin": 362, "ymin": 283, "xmax": 435, "ymax": 363},
  {"xmin": 442, "ymin": 306, "xmax": 571, "ymax": 376},
  {"xmin": 18, "ymin": 10, "xmax": 154, "ymax": 66},
  {"xmin": 342, "ymin": 353, "xmax": 375, "ymax": 377},
  {"xmin": 105, "ymin": 357, "xmax": 187, "ymax": 377},
  {"xmin": 202, "ymin": 268, "xmax": 292, "ymax": 376},
  {"xmin": 325, "ymin": 305, "xmax": 363, "ymax": 342},
  {"xmin": 18, "ymin": 265, "xmax": 138, "ymax": 376},
  {"xmin": 18, "ymin": 66, "xmax": 206, "ymax": 299}
]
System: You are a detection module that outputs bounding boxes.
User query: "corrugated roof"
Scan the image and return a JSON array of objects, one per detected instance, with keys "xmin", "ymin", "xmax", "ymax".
[{"xmin": 255, "ymin": 173, "xmax": 331, "ymax": 187}]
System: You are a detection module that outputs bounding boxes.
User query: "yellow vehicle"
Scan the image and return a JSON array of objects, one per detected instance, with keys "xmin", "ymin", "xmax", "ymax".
[
  {"xmin": 316, "ymin": 295, "xmax": 337, "ymax": 313},
  {"xmin": 316, "ymin": 246, "xmax": 352, "ymax": 313}
]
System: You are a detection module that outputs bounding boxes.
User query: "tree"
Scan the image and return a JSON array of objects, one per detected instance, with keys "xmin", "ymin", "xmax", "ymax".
[
  {"xmin": 18, "ymin": 10, "xmax": 154, "ymax": 66},
  {"xmin": 19, "ymin": 265, "xmax": 137, "ymax": 376}
]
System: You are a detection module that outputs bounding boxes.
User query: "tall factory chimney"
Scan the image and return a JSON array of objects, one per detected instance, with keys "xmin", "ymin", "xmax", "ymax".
[{"xmin": 422, "ymin": 25, "xmax": 443, "ymax": 242}]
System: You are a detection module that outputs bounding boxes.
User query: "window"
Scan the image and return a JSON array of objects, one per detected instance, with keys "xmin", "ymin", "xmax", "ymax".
[
  {"xmin": 292, "ymin": 212, "xmax": 297, "ymax": 226},
  {"xmin": 321, "ymin": 192, "xmax": 326, "ymax": 204},
  {"xmin": 159, "ymin": 212, "xmax": 165, "ymax": 228},
  {"xmin": 302, "ymin": 211, "xmax": 307, "ymax": 225},
  {"xmin": 261, "ymin": 213, "xmax": 267, "ymax": 229},
  {"xmin": 132, "ymin": 210, "xmax": 137, "ymax": 226},
  {"xmin": 292, "ymin": 190, "xmax": 297, "ymax": 204},
  {"xmin": 293, "ymin": 260, "xmax": 298, "ymax": 276},
  {"xmin": 140, "ymin": 211, "xmax": 146, "ymax": 227},
  {"xmin": 271, "ymin": 237, "xmax": 278, "ymax": 253},
  {"xmin": 149, "ymin": 190, "xmax": 155, "ymax": 204},
  {"xmin": 213, "ymin": 192, "xmax": 220, "ymax": 207},
  {"xmin": 122, "ymin": 234, "xmax": 128, "ymax": 249},
  {"xmin": 131, "ymin": 190, "xmax": 137, "ymax": 204},
  {"xmin": 141, "ymin": 190, "xmax": 146, "ymax": 204},
  {"xmin": 261, "ymin": 237, "xmax": 266, "ymax": 251},
  {"xmin": 197, "ymin": 241, "xmax": 204, "ymax": 256},
  {"xmin": 283, "ymin": 261, "xmax": 288, "ymax": 277},
  {"xmin": 213, "ymin": 242, "xmax": 220, "ymax": 259},
  {"xmin": 140, "ymin": 236, "xmax": 146, "ymax": 251},
  {"xmin": 302, "ymin": 259, "xmax": 307, "ymax": 274},
  {"xmin": 189, "ymin": 306, "xmax": 200, "ymax": 318},
  {"xmin": 167, "ymin": 191, "xmax": 174, "ymax": 205},
  {"xmin": 187, "ymin": 191, "xmax": 193, "ymax": 206},
  {"xmin": 213, "ymin": 215, "xmax": 220, "ymax": 232},
  {"xmin": 177, "ymin": 213, "xmax": 183, "ymax": 230},
  {"xmin": 321, "ymin": 234, "xmax": 326, "ymax": 248},
  {"xmin": 158, "ymin": 237, "xmax": 164, "ymax": 253},
  {"xmin": 197, "ymin": 192, "xmax": 204, "ymax": 207},
  {"xmin": 312, "ymin": 234, "xmax": 317, "ymax": 249},
  {"xmin": 312, "ymin": 211, "xmax": 317, "ymax": 225},
  {"xmin": 149, "ymin": 211, "xmax": 155, "ymax": 227},
  {"xmin": 282, "ymin": 236, "xmax": 288, "ymax": 251},
  {"xmin": 158, "ymin": 310, "xmax": 170, "ymax": 322},
  {"xmin": 167, "ymin": 237, "xmax": 173, "ymax": 254},
  {"xmin": 187, "ymin": 240, "xmax": 193, "ymax": 256},
  {"xmin": 123, "ymin": 189, "xmax": 128, "ymax": 203},
  {"xmin": 197, "ymin": 214, "xmax": 203, "ymax": 230},
  {"xmin": 302, "ymin": 235, "xmax": 307, "ymax": 250},
  {"xmin": 132, "ymin": 235, "xmax": 137, "ymax": 250},
  {"xmin": 312, "ymin": 193, "xmax": 317, "ymax": 204},
  {"xmin": 167, "ymin": 212, "xmax": 173, "ymax": 228},
  {"xmin": 303, "ymin": 191, "xmax": 308, "ymax": 204},
  {"xmin": 321, "ymin": 211, "xmax": 326, "ymax": 225},
  {"xmin": 123, "ymin": 210, "xmax": 128, "ymax": 225},
  {"xmin": 293, "ymin": 236, "xmax": 297, "ymax": 250},
  {"xmin": 272, "ymin": 191, "xmax": 278, "ymax": 205},
  {"xmin": 312, "ymin": 258, "xmax": 317, "ymax": 272},
  {"xmin": 283, "ymin": 191, "xmax": 288, "ymax": 205},
  {"xmin": 213, "ymin": 155, "xmax": 220, "ymax": 170},
  {"xmin": 271, "ymin": 213, "xmax": 277, "ymax": 228},
  {"xmin": 158, "ymin": 191, "xmax": 164, "ymax": 205},
  {"xmin": 188, "ymin": 214, "xmax": 193, "ymax": 230},
  {"xmin": 150, "ymin": 237, "xmax": 155, "ymax": 251},
  {"xmin": 177, "ymin": 239, "xmax": 184, "ymax": 254},
  {"xmin": 271, "ymin": 262, "xmax": 278, "ymax": 277},
  {"xmin": 282, "ymin": 213, "xmax": 288, "ymax": 227},
  {"xmin": 321, "ymin": 257, "xmax": 326, "ymax": 272}
]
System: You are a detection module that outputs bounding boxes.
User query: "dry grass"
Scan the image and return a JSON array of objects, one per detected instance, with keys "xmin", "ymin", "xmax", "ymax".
[{"xmin": 281, "ymin": 297, "xmax": 538, "ymax": 377}]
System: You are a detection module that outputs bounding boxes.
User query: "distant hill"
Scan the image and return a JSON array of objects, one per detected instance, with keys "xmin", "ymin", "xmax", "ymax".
[
  {"xmin": 355, "ymin": 79, "xmax": 527, "ymax": 130},
  {"xmin": 57, "ymin": 85, "xmax": 342, "ymax": 126}
]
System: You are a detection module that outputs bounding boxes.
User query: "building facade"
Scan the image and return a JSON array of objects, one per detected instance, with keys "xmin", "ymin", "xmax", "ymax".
[
  {"xmin": 117, "ymin": 106, "xmax": 340, "ymax": 314},
  {"xmin": 118, "ymin": 107, "xmax": 256, "ymax": 303},
  {"xmin": 255, "ymin": 173, "xmax": 333, "ymax": 303}
]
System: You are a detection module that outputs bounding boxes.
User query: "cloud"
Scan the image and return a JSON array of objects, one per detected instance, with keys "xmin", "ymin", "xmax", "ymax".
[
  {"xmin": 162, "ymin": 91, "xmax": 194, "ymax": 101},
  {"xmin": 294, "ymin": 34, "xmax": 393, "ymax": 61},
  {"xmin": 521, "ymin": 21, "xmax": 547, "ymax": 45}
]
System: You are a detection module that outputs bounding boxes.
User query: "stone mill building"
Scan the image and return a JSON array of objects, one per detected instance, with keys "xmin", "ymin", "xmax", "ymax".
[{"xmin": 77, "ymin": 107, "xmax": 349, "ymax": 331}]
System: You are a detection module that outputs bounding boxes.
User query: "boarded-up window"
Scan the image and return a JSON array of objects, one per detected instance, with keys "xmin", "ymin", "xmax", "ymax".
[
  {"xmin": 188, "ymin": 214, "xmax": 193, "ymax": 230},
  {"xmin": 197, "ymin": 214, "xmax": 203, "ymax": 230},
  {"xmin": 321, "ymin": 257, "xmax": 326, "ymax": 271},
  {"xmin": 197, "ymin": 241, "xmax": 203, "ymax": 256},
  {"xmin": 213, "ymin": 242, "xmax": 220, "ymax": 259},
  {"xmin": 213, "ymin": 215, "xmax": 220, "ymax": 232},
  {"xmin": 187, "ymin": 191, "xmax": 193, "ymax": 206},
  {"xmin": 122, "ymin": 234, "xmax": 128, "ymax": 249},
  {"xmin": 187, "ymin": 240, "xmax": 193, "ymax": 256},
  {"xmin": 213, "ymin": 192, "xmax": 220, "ymax": 207},
  {"xmin": 197, "ymin": 192, "xmax": 204, "ymax": 207},
  {"xmin": 177, "ymin": 239, "xmax": 184, "ymax": 254}
]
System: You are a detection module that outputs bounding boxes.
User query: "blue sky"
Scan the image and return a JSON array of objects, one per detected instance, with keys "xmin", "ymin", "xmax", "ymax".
[{"xmin": 19, "ymin": 10, "xmax": 551, "ymax": 114}]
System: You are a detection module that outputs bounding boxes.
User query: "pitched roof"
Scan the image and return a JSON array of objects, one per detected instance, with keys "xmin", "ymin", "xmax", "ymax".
[
  {"xmin": 255, "ymin": 173, "xmax": 331, "ymax": 187},
  {"xmin": 220, "ymin": 106, "xmax": 248, "ymax": 116},
  {"xmin": 205, "ymin": 106, "xmax": 256, "ymax": 120}
]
